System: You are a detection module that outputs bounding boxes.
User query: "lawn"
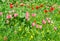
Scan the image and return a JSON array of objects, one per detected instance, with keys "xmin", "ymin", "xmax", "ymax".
[{"xmin": 0, "ymin": 0, "xmax": 60, "ymax": 41}]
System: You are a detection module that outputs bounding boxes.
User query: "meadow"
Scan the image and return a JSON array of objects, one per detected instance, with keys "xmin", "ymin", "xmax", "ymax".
[{"xmin": 0, "ymin": 0, "xmax": 60, "ymax": 41}]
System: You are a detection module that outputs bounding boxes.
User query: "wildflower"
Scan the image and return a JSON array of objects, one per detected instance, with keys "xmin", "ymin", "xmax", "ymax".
[
  {"xmin": 44, "ymin": 10, "xmax": 48, "ymax": 13},
  {"xmin": 0, "ymin": 12, "xmax": 3, "ymax": 16},
  {"xmin": 36, "ymin": 6, "xmax": 39, "ymax": 9},
  {"xmin": 6, "ymin": 14, "xmax": 12, "ymax": 19},
  {"xmin": 14, "ymin": 13, "xmax": 18, "ymax": 17},
  {"xmin": 49, "ymin": 7, "xmax": 54, "ymax": 12},
  {"xmin": 46, "ymin": 18, "xmax": 51, "ymax": 23},
  {"xmin": 32, "ymin": 7, "xmax": 34, "ymax": 10},
  {"xmin": 48, "ymin": 20, "xmax": 51, "ymax": 23},
  {"xmin": 40, "ymin": 4, "xmax": 43, "ymax": 8},
  {"xmin": 39, "ymin": 25, "xmax": 42, "ymax": 29},
  {"xmin": 10, "ymin": 3, "xmax": 13, "ymax": 8},
  {"xmin": 36, "ymin": 24, "xmax": 39, "ymax": 28},
  {"xmin": 32, "ymin": 13, "xmax": 36, "ymax": 17},
  {"xmin": 42, "ymin": 19, "xmax": 46, "ymax": 24},
  {"xmin": 54, "ymin": 27, "xmax": 57, "ymax": 31},
  {"xmin": 25, "ymin": 12, "xmax": 30, "ymax": 21},
  {"xmin": 46, "ymin": 18, "xmax": 49, "ymax": 21},
  {"xmin": 32, "ymin": 22, "xmax": 36, "ymax": 27}
]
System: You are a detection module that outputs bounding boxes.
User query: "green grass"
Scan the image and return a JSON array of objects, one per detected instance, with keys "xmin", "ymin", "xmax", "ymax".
[{"xmin": 0, "ymin": 0, "xmax": 60, "ymax": 41}]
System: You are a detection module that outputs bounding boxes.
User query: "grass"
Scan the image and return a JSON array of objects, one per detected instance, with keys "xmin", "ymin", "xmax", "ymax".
[{"xmin": 0, "ymin": 0, "xmax": 60, "ymax": 41}]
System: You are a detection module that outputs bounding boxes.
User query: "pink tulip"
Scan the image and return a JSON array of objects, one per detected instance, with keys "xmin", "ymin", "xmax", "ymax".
[
  {"xmin": 39, "ymin": 25, "xmax": 42, "ymax": 29},
  {"xmin": 25, "ymin": 12, "xmax": 29, "ymax": 20},
  {"xmin": 32, "ymin": 22, "xmax": 35, "ymax": 27},
  {"xmin": 14, "ymin": 13, "xmax": 18, "ymax": 17},
  {"xmin": 0, "ymin": 12, "xmax": 3, "ymax": 16},
  {"xmin": 54, "ymin": 27, "xmax": 57, "ymax": 31},
  {"xmin": 6, "ymin": 14, "xmax": 12, "ymax": 19},
  {"xmin": 42, "ymin": 19, "xmax": 46, "ymax": 24},
  {"xmin": 32, "ymin": 14, "xmax": 36, "ymax": 17}
]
